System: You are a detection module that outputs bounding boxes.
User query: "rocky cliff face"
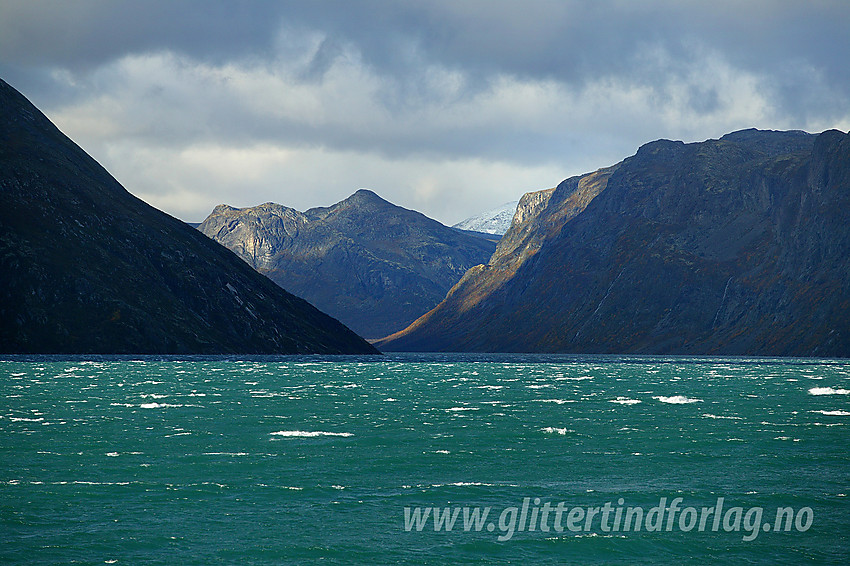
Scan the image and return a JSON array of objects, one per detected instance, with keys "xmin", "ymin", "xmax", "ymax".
[
  {"xmin": 0, "ymin": 78, "xmax": 377, "ymax": 354},
  {"xmin": 199, "ymin": 190, "xmax": 496, "ymax": 339},
  {"xmin": 378, "ymin": 129, "xmax": 850, "ymax": 357}
]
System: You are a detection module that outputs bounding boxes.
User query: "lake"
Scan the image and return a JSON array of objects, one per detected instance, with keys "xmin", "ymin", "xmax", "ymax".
[{"xmin": 2, "ymin": 354, "xmax": 848, "ymax": 564}]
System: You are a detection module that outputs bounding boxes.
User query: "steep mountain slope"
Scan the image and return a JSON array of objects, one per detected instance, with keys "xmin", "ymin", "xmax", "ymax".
[
  {"xmin": 0, "ymin": 78, "xmax": 377, "ymax": 354},
  {"xmin": 199, "ymin": 190, "xmax": 496, "ymax": 338},
  {"xmin": 378, "ymin": 129, "xmax": 850, "ymax": 357},
  {"xmin": 453, "ymin": 200, "xmax": 519, "ymax": 235}
]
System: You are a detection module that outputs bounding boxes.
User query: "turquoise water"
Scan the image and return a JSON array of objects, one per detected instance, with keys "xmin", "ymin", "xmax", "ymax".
[{"xmin": 1, "ymin": 354, "xmax": 848, "ymax": 564}]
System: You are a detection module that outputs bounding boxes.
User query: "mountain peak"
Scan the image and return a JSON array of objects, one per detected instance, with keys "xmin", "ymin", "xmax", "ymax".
[
  {"xmin": 634, "ymin": 138, "xmax": 687, "ymax": 159},
  {"xmin": 352, "ymin": 188, "xmax": 381, "ymax": 199},
  {"xmin": 199, "ymin": 189, "xmax": 497, "ymax": 339},
  {"xmin": 720, "ymin": 127, "xmax": 812, "ymax": 140},
  {"xmin": 453, "ymin": 201, "xmax": 519, "ymax": 235},
  {"xmin": 715, "ymin": 128, "xmax": 817, "ymax": 158},
  {"xmin": 343, "ymin": 188, "xmax": 391, "ymax": 207},
  {"xmin": 211, "ymin": 203, "xmax": 237, "ymax": 214}
]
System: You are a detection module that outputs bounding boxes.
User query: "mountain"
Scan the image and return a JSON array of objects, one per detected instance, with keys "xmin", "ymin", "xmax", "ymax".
[
  {"xmin": 378, "ymin": 129, "xmax": 850, "ymax": 357},
  {"xmin": 0, "ymin": 78, "xmax": 377, "ymax": 355},
  {"xmin": 198, "ymin": 190, "xmax": 497, "ymax": 339},
  {"xmin": 452, "ymin": 201, "xmax": 520, "ymax": 235}
]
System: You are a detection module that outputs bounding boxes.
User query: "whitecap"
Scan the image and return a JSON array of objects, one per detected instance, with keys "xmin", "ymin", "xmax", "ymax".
[
  {"xmin": 808, "ymin": 387, "xmax": 850, "ymax": 395},
  {"xmin": 653, "ymin": 395, "xmax": 702, "ymax": 404},
  {"xmin": 609, "ymin": 397, "xmax": 641, "ymax": 405},
  {"xmin": 202, "ymin": 452, "xmax": 250, "ymax": 456},
  {"xmin": 812, "ymin": 410, "xmax": 850, "ymax": 416},
  {"xmin": 702, "ymin": 413, "xmax": 743, "ymax": 420},
  {"xmin": 430, "ymin": 482, "xmax": 497, "ymax": 488},
  {"xmin": 270, "ymin": 430, "xmax": 353, "ymax": 437},
  {"xmin": 541, "ymin": 427, "xmax": 572, "ymax": 435}
]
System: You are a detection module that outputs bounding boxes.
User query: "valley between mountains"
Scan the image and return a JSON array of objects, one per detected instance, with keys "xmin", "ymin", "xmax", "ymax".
[
  {"xmin": 202, "ymin": 129, "xmax": 850, "ymax": 357},
  {"xmin": 2, "ymin": 76, "xmax": 848, "ymax": 356}
]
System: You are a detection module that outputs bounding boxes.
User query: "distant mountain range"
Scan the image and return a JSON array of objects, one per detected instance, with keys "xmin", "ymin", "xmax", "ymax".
[
  {"xmin": 5, "ymin": 72, "xmax": 847, "ymax": 357},
  {"xmin": 378, "ymin": 128, "xmax": 850, "ymax": 357},
  {"xmin": 452, "ymin": 201, "xmax": 519, "ymax": 235},
  {"xmin": 0, "ymin": 78, "xmax": 376, "ymax": 354},
  {"xmin": 198, "ymin": 191, "xmax": 496, "ymax": 339}
]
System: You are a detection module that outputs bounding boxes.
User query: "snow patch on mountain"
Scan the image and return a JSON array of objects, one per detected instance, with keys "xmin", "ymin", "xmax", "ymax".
[{"xmin": 453, "ymin": 201, "xmax": 519, "ymax": 235}]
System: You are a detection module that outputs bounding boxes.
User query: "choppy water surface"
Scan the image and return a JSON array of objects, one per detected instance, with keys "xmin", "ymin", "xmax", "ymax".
[{"xmin": 1, "ymin": 354, "xmax": 848, "ymax": 564}]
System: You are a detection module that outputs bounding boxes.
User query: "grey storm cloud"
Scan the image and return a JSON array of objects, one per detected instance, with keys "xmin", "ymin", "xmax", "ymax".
[
  {"xmin": 0, "ymin": 0, "xmax": 848, "ymax": 224},
  {"xmin": 3, "ymin": 3, "xmax": 846, "ymax": 82},
  {"xmin": 4, "ymin": 1, "xmax": 848, "ymax": 110}
]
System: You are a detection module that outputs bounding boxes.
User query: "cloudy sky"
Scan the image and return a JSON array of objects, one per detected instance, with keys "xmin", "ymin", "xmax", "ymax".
[{"xmin": 1, "ymin": 1, "xmax": 848, "ymax": 224}]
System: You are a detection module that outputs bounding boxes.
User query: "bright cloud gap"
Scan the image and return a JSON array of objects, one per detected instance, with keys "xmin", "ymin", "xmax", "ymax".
[{"xmin": 2, "ymin": 2, "xmax": 843, "ymax": 225}]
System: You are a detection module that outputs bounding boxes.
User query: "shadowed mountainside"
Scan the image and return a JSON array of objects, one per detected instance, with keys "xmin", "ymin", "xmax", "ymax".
[
  {"xmin": 199, "ymin": 191, "xmax": 496, "ymax": 339},
  {"xmin": 378, "ymin": 129, "xmax": 850, "ymax": 357},
  {"xmin": 0, "ymin": 78, "xmax": 377, "ymax": 354}
]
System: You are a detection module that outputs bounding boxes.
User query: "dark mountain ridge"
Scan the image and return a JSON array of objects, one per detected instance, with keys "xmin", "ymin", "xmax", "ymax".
[
  {"xmin": 0, "ymin": 78, "xmax": 377, "ymax": 354},
  {"xmin": 378, "ymin": 128, "xmax": 850, "ymax": 357},
  {"xmin": 199, "ymin": 189, "xmax": 496, "ymax": 339}
]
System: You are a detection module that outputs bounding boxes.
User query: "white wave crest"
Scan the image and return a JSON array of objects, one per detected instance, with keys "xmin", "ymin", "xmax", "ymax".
[
  {"xmin": 270, "ymin": 430, "xmax": 353, "ymax": 437},
  {"xmin": 812, "ymin": 410, "xmax": 850, "ymax": 416},
  {"xmin": 653, "ymin": 395, "xmax": 702, "ymax": 404},
  {"xmin": 609, "ymin": 397, "xmax": 642, "ymax": 405},
  {"xmin": 808, "ymin": 387, "xmax": 850, "ymax": 396}
]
